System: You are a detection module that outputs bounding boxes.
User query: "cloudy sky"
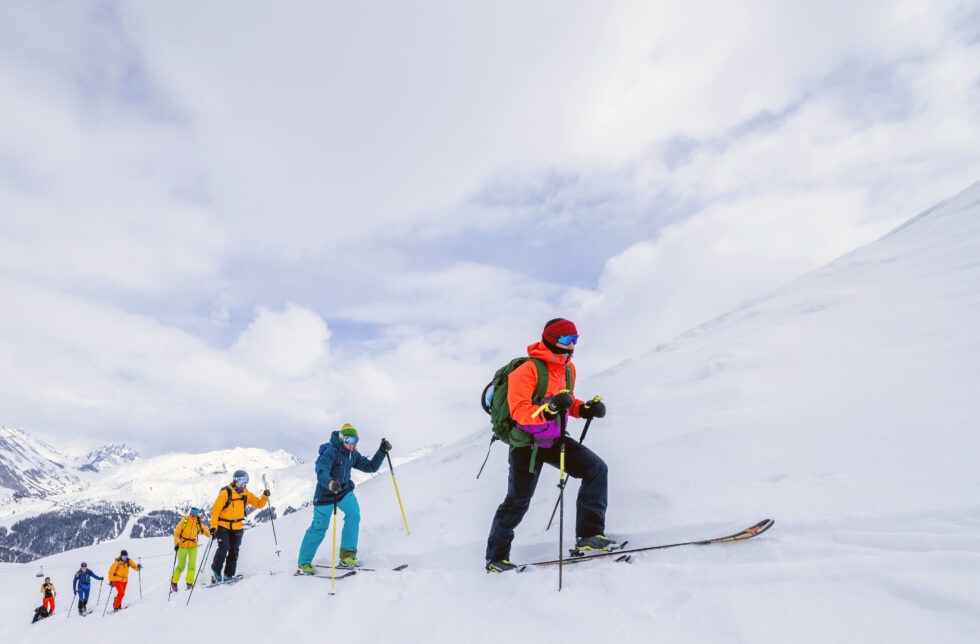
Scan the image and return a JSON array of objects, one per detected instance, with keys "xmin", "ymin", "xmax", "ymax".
[{"xmin": 1, "ymin": 0, "xmax": 978, "ymax": 457}]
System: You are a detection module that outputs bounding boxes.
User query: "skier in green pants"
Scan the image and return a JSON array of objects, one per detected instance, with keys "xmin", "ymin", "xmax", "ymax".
[{"xmin": 171, "ymin": 508, "xmax": 210, "ymax": 591}]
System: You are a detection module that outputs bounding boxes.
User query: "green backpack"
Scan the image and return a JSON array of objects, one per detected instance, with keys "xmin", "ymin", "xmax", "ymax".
[{"xmin": 477, "ymin": 357, "xmax": 573, "ymax": 478}]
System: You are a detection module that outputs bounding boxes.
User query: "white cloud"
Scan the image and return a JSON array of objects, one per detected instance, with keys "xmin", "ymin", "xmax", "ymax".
[
  {"xmin": 0, "ymin": 1, "xmax": 977, "ymax": 456},
  {"xmin": 575, "ymin": 189, "xmax": 899, "ymax": 372},
  {"xmin": 231, "ymin": 304, "xmax": 330, "ymax": 380}
]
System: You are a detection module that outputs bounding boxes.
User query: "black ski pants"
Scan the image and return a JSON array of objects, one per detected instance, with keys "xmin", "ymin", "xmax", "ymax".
[
  {"xmin": 485, "ymin": 438, "xmax": 608, "ymax": 562},
  {"xmin": 211, "ymin": 527, "xmax": 244, "ymax": 578}
]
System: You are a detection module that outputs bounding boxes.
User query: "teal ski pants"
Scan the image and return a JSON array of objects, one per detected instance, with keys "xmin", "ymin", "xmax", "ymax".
[{"xmin": 297, "ymin": 493, "xmax": 360, "ymax": 565}]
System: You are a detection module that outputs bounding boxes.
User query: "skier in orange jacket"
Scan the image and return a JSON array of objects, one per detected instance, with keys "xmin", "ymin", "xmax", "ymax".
[{"xmin": 107, "ymin": 550, "xmax": 141, "ymax": 611}]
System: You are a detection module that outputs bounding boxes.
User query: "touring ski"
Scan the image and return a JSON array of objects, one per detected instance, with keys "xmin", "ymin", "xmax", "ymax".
[
  {"xmin": 295, "ymin": 569, "xmax": 357, "ymax": 580},
  {"xmin": 519, "ymin": 518, "xmax": 774, "ymax": 571},
  {"xmin": 313, "ymin": 563, "xmax": 408, "ymax": 572},
  {"xmin": 203, "ymin": 574, "xmax": 247, "ymax": 587}
]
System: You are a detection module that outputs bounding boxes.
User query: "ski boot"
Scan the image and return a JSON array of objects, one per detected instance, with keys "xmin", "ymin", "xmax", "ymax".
[
  {"xmin": 297, "ymin": 563, "xmax": 316, "ymax": 575},
  {"xmin": 486, "ymin": 559, "xmax": 519, "ymax": 573},
  {"xmin": 186, "ymin": 583, "xmax": 193, "ymax": 590},
  {"xmin": 210, "ymin": 572, "xmax": 222, "ymax": 584},
  {"xmin": 339, "ymin": 549, "xmax": 359, "ymax": 568},
  {"xmin": 574, "ymin": 535, "xmax": 619, "ymax": 552},
  {"xmin": 171, "ymin": 582, "xmax": 179, "ymax": 592}
]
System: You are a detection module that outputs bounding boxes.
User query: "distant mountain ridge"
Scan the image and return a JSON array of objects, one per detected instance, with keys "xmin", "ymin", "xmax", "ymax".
[
  {"xmin": 0, "ymin": 426, "xmax": 84, "ymax": 497},
  {"xmin": 77, "ymin": 443, "xmax": 141, "ymax": 473}
]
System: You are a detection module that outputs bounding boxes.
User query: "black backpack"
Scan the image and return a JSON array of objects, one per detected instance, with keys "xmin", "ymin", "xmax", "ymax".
[{"xmin": 32, "ymin": 606, "xmax": 49, "ymax": 623}]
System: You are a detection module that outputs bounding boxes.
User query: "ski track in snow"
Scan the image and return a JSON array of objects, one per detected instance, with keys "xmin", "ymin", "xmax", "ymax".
[{"xmin": 4, "ymin": 183, "xmax": 980, "ymax": 642}]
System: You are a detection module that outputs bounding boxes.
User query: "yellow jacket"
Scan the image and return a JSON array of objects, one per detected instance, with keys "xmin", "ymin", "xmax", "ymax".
[
  {"xmin": 108, "ymin": 557, "xmax": 139, "ymax": 582},
  {"xmin": 210, "ymin": 484, "xmax": 267, "ymax": 531},
  {"xmin": 174, "ymin": 515, "xmax": 211, "ymax": 548}
]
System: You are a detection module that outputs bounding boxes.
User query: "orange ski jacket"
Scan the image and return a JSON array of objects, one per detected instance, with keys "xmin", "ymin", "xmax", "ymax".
[
  {"xmin": 108, "ymin": 557, "xmax": 139, "ymax": 582},
  {"xmin": 508, "ymin": 341, "xmax": 584, "ymax": 427}
]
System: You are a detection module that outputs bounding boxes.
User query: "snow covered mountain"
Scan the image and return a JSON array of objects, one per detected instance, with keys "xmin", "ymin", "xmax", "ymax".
[
  {"xmin": 2, "ymin": 182, "xmax": 979, "ymax": 642},
  {"xmin": 0, "ymin": 438, "xmax": 306, "ymax": 561},
  {"xmin": 76, "ymin": 444, "xmax": 141, "ymax": 473},
  {"xmin": 0, "ymin": 427, "xmax": 84, "ymax": 498}
]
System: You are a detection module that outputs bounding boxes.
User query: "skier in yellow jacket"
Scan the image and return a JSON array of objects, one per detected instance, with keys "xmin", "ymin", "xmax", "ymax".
[
  {"xmin": 171, "ymin": 508, "xmax": 210, "ymax": 592},
  {"xmin": 209, "ymin": 469, "xmax": 268, "ymax": 583}
]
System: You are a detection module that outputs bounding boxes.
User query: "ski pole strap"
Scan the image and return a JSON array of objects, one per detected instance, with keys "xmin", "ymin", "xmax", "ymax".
[
  {"xmin": 528, "ymin": 444, "xmax": 539, "ymax": 473},
  {"xmin": 476, "ymin": 436, "xmax": 496, "ymax": 479}
]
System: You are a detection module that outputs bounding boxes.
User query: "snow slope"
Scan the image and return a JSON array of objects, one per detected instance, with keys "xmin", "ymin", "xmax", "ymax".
[{"xmin": 3, "ymin": 182, "xmax": 980, "ymax": 643}]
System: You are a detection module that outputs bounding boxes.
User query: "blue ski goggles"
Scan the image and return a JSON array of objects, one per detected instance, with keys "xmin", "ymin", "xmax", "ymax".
[
  {"xmin": 234, "ymin": 474, "xmax": 249, "ymax": 487},
  {"xmin": 557, "ymin": 334, "xmax": 578, "ymax": 345},
  {"xmin": 343, "ymin": 436, "xmax": 359, "ymax": 446}
]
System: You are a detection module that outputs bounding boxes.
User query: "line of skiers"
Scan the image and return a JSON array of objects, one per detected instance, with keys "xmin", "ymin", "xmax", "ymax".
[
  {"xmin": 32, "ymin": 552, "xmax": 137, "ymax": 621},
  {"xmin": 30, "ymin": 317, "xmax": 612, "ymax": 621}
]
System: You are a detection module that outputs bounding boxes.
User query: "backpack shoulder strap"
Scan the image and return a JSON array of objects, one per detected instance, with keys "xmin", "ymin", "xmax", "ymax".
[
  {"xmin": 565, "ymin": 363, "xmax": 574, "ymax": 392},
  {"xmin": 222, "ymin": 486, "xmax": 235, "ymax": 510},
  {"xmin": 530, "ymin": 358, "xmax": 549, "ymax": 404}
]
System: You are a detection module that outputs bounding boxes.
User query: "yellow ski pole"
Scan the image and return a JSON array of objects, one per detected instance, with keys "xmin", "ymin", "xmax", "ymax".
[
  {"xmin": 331, "ymin": 502, "xmax": 338, "ymax": 590},
  {"xmin": 558, "ymin": 412, "xmax": 568, "ymax": 591},
  {"xmin": 383, "ymin": 441, "xmax": 410, "ymax": 535}
]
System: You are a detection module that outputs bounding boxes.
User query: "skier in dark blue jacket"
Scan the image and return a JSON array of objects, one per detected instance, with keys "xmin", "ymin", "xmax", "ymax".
[
  {"xmin": 72, "ymin": 562, "xmax": 103, "ymax": 616},
  {"xmin": 296, "ymin": 424, "xmax": 390, "ymax": 573}
]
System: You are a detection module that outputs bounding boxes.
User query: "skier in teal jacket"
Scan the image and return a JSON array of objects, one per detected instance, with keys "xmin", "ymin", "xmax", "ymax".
[{"xmin": 296, "ymin": 424, "xmax": 390, "ymax": 573}]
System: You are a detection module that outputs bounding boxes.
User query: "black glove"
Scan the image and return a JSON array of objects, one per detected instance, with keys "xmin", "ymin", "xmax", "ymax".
[
  {"xmin": 263, "ymin": 489, "xmax": 270, "ymax": 497},
  {"xmin": 174, "ymin": 545, "xmax": 179, "ymax": 552},
  {"xmin": 546, "ymin": 392, "xmax": 574, "ymax": 416},
  {"xmin": 580, "ymin": 399, "xmax": 606, "ymax": 419},
  {"xmin": 380, "ymin": 438, "xmax": 392, "ymax": 453},
  {"xmin": 328, "ymin": 480, "xmax": 339, "ymax": 492}
]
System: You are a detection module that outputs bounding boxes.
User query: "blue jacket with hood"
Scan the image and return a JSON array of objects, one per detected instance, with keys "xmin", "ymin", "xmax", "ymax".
[{"xmin": 313, "ymin": 430, "xmax": 386, "ymax": 506}]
